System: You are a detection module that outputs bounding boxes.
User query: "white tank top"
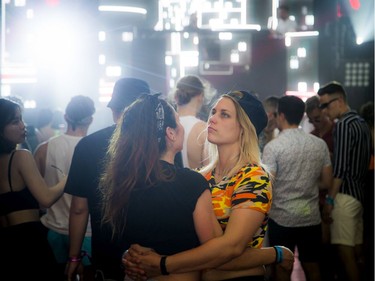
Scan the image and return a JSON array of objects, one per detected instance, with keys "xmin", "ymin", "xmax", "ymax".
[
  {"xmin": 40, "ymin": 134, "xmax": 92, "ymax": 236},
  {"xmin": 179, "ymin": 116, "xmax": 201, "ymax": 168}
]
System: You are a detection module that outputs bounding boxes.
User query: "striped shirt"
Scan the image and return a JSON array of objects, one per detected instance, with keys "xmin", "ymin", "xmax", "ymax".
[{"xmin": 333, "ymin": 111, "xmax": 371, "ymax": 203}]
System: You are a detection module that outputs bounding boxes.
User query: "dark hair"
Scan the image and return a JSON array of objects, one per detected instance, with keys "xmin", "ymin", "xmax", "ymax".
[
  {"xmin": 262, "ymin": 96, "xmax": 279, "ymax": 113},
  {"xmin": 360, "ymin": 101, "xmax": 374, "ymax": 129},
  {"xmin": 317, "ymin": 81, "xmax": 347, "ymax": 101},
  {"xmin": 100, "ymin": 94, "xmax": 177, "ymax": 236},
  {"xmin": 278, "ymin": 95, "xmax": 305, "ymax": 125},
  {"xmin": 175, "ymin": 75, "xmax": 204, "ymax": 106},
  {"xmin": 278, "ymin": 4, "xmax": 290, "ymax": 12},
  {"xmin": 305, "ymin": 95, "xmax": 320, "ymax": 114},
  {"xmin": 0, "ymin": 98, "xmax": 22, "ymax": 153}
]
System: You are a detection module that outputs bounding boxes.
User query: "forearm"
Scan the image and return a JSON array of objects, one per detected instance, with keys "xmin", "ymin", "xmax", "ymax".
[
  {"xmin": 69, "ymin": 209, "xmax": 89, "ymax": 257},
  {"xmin": 328, "ymin": 178, "xmax": 342, "ymax": 199},
  {"xmin": 214, "ymin": 247, "xmax": 276, "ymax": 271},
  {"xmin": 167, "ymin": 236, "xmax": 244, "ymax": 273}
]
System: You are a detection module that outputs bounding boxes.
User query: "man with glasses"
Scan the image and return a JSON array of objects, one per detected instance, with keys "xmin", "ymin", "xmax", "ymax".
[{"xmin": 317, "ymin": 81, "xmax": 371, "ymax": 281}]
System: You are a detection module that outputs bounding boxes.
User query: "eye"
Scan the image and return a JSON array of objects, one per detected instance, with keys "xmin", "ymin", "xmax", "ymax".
[
  {"xmin": 221, "ymin": 111, "xmax": 230, "ymax": 118},
  {"xmin": 11, "ymin": 118, "xmax": 20, "ymax": 125}
]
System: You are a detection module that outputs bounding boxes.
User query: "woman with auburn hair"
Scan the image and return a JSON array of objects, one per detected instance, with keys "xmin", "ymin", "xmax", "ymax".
[
  {"xmin": 124, "ymin": 91, "xmax": 294, "ymax": 281},
  {"xmin": 100, "ymin": 94, "xmax": 220, "ymax": 281}
]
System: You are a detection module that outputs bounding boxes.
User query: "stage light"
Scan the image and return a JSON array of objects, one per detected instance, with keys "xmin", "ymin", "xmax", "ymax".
[
  {"xmin": 290, "ymin": 57, "xmax": 299, "ymax": 69},
  {"xmin": 297, "ymin": 48, "xmax": 306, "ymax": 58},
  {"xmin": 238, "ymin": 42, "xmax": 247, "ymax": 52},
  {"xmin": 122, "ymin": 32, "xmax": 133, "ymax": 42},
  {"xmin": 230, "ymin": 52, "xmax": 240, "ymax": 63},
  {"xmin": 98, "ymin": 6, "xmax": 147, "ymax": 15},
  {"xmin": 105, "ymin": 66, "xmax": 122, "ymax": 77},
  {"xmin": 98, "ymin": 55, "xmax": 105, "ymax": 65},
  {"xmin": 356, "ymin": 36, "xmax": 363, "ymax": 45},
  {"xmin": 298, "ymin": 82, "xmax": 307, "ymax": 92},
  {"xmin": 165, "ymin": 56, "xmax": 173, "ymax": 66},
  {"xmin": 98, "ymin": 31, "xmax": 106, "ymax": 42}
]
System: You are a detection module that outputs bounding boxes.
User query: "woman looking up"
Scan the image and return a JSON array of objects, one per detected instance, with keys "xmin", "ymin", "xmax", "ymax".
[{"xmin": 0, "ymin": 98, "xmax": 66, "ymax": 280}]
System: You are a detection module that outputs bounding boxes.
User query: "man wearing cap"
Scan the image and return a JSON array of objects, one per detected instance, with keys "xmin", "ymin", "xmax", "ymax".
[
  {"xmin": 318, "ymin": 81, "xmax": 371, "ymax": 281},
  {"xmin": 65, "ymin": 78, "xmax": 150, "ymax": 281},
  {"xmin": 34, "ymin": 95, "xmax": 96, "ymax": 280},
  {"xmin": 262, "ymin": 95, "xmax": 332, "ymax": 281}
]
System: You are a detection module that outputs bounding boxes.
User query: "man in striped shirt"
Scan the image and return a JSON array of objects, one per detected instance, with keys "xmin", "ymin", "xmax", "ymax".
[{"xmin": 318, "ymin": 81, "xmax": 371, "ymax": 281}]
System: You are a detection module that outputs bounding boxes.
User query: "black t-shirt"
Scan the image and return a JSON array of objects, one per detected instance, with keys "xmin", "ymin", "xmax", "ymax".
[
  {"xmin": 65, "ymin": 125, "xmax": 124, "ymax": 278},
  {"xmin": 123, "ymin": 161, "xmax": 209, "ymax": 255}
]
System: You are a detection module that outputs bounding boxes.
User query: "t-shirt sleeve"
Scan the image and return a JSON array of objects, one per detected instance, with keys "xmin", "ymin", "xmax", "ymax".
[
  {"xmin": 231, "ymin": 166, "xmax": 272, "ymax": 214},
  {"xmin": 64, "ymin": 140, "xmax": 90, "ymax": 197}
]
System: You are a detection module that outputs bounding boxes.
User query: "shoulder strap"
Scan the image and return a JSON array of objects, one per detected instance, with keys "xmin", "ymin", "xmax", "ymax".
[{"xmin": 8, "ymin": 150, "xmax": 17, "ymax": 192}]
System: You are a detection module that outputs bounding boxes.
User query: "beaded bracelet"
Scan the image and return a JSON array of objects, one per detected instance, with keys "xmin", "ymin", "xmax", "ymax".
[{"xmin": 273, "ymin": 246, "xmax": 284, "ymax": 264}]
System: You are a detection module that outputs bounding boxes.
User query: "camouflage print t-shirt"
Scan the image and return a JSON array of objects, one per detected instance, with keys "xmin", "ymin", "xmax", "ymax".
[{"xmin": 203, "ymin": 163, "xmax": 272, "ymax": 248}]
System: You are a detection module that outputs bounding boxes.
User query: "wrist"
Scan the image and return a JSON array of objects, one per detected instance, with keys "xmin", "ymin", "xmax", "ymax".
[
  {"xmin": 273, "ymin": 246, "xmax": 284, "ymax": 264},
  {"xmin": 325, "ymin": 195, "xmax": 335, "ymax": 206},
  {"xmin": 68, "ymin": 256, "xmax": 82, "ymax": 263},
  {"xmin": 160, "ymin": 256, "xmax": 169, "ymax": 275}
]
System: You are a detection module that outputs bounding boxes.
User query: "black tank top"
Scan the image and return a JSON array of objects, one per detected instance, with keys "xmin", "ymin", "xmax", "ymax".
[{"xmin": 0, "ymin": 151, "xmax": 39, "ymax": 216}]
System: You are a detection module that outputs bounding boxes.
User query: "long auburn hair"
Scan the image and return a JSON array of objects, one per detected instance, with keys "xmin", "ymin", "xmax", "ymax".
[{"xmin": 100, "ymin": 94, "xmax": 177, "ymax": 237}]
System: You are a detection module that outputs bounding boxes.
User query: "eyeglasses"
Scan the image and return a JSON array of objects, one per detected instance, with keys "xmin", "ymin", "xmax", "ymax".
[{"xmin": 319, "ymin": 98, "xmax": 339, "ymax": 109}]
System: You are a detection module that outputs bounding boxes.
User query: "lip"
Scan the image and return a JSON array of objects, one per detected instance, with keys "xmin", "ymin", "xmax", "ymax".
[{"xmin": 208, "ymin": 126, "xmax": 216, "ymax": 133}]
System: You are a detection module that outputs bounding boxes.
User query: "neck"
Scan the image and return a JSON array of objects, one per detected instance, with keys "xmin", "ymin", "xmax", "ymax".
[
  {"xmin": 177, "ymin": 99, "xmax": 201, "ymax": 117},
  {"xmin": 215, "ymin": 143, "xmax": 240, "ymax": 176},
  {"xmin": 281, "ymin": 123, "xmax": 298, "ymax": 131},
  {"xmin": 160, "ymin": 150, "xmax": 176, "ymax": 165},
  {"xmin": 338, "ymin": 106, "xmax": 351, "ymax": 119},
  {"xmin": 66, "ymin": 126, "xmax": 89, "ymax": 137}
]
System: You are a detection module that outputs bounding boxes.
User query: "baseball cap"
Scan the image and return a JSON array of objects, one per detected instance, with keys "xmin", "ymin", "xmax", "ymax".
[
  {"xmin": 225, "ymin": 90, "xmax": 268, "ymax": 136},
  {"xmin": 107, "ymin": 78, "xmax": 151, "ymax": 110},
  {"xmin": 65, "ymin": 95, "xmax": 95, "ymax": 124}
]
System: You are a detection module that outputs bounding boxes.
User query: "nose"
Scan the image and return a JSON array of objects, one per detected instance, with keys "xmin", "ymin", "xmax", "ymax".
[
  {"xmin": 208, "ymin": 114, "xmax": 216, "ymax": 124},
  {"xmin": 20, "ymin": 120, "xmax": 26, "ymax": 130}
]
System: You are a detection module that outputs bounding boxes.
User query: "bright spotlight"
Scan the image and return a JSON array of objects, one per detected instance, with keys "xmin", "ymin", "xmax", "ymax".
[{"xmin": 356, "ymin": 37, "xmax": 364, "ymax": 45}]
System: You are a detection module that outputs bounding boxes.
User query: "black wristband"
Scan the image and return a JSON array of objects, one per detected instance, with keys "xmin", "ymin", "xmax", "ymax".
[{"xmin": 160, "ymin": 256, "xmax": 169, "ymax": 275}]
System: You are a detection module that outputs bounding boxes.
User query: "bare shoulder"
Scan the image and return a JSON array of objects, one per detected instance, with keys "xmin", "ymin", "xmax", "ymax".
[
  {"xmin": 33, "ymin": 142, "xmax": 48, "ymax": 158},
  {"xmin": 192, "ymin": 120, "xmax": 207, "ymax": 134}
]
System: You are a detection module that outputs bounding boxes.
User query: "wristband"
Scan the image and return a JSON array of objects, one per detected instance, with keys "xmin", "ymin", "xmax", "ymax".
[
  {"xmin": 160, "ymin": 256, "xmax": 169, "ymax": 275},
  {"xmin": 273, "ymin": 246, "xmax": 283, "ymax": 264},
  {"xmin": 69, "ymin": 256, "xmax": 82, "ymax": 263},
  {"xmin": 325, "ymin": 195, "xmax": 335, "ymax": 206}
]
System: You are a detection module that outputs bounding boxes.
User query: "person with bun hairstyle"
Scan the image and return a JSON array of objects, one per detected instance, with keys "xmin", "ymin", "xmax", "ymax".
[{"xmin": 174, "ymin": 75, "xmax": 208, "ymax": 169}]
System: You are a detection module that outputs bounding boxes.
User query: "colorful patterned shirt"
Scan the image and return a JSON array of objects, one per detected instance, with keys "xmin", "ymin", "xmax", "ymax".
[{"xmin": 203, "ymin": 164, "xmax": 272, "ymax": 248}]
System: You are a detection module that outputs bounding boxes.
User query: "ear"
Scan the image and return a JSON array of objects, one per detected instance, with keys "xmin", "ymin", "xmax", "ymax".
[{"xmin": 165, "ymin": 127, "xmax": 176, "ymax": 141}]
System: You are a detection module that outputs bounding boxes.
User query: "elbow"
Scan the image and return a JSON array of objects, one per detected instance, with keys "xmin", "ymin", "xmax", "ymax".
[
  {"xmin": 221, "ymin": 244, "xmax": 246, "ymax": 261},
  {"xmin": 231, "ymin": 245, "xmax": 246, "ymax": 259}
]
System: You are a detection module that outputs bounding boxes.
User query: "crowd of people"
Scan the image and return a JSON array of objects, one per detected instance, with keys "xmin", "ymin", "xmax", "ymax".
[{"xmin": 0, "ymin": 76, "xmax": 372, "ymax": 281}]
